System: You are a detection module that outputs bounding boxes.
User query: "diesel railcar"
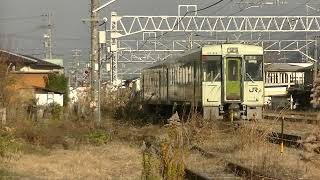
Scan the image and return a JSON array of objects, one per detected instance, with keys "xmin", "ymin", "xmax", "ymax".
[{"xmin": 141, "ymin": 44, "xmax": 264, "ymax": 120}]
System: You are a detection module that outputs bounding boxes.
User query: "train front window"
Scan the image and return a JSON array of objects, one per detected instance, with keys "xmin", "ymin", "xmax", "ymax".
[
  {"xmin": 202, "ymin": 55, "xmax": 221, "ymax": 82},
  {"xmin": 245, "ymin": 55, "xmax": 263, "ymax": 81}
]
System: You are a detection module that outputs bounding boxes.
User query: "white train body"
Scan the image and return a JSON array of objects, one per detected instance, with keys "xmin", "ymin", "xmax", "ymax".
[{"xmin": 141, "ymin": 44, "xmax": 264, "ymax": 120}]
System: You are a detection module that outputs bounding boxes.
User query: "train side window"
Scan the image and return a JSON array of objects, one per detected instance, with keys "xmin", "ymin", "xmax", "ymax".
[
  {"xmin": 180, "ymin": 67, "xmax": 182, "ymax": 84},
  {"xmin": 189, "ymin": 66, "xmax": 193, "ymax": 83},
  {"xmin": 182, "ymin": 67, "xmax": 184, "ymax": 84},
  {"xmin": 173, "ymin": 68, "xmax": 175, "ymax": 85},
  {"xmin": 176, "ymin": 67, "xmax": 179, "ymax": 84},
  {"xmin": 171, "ymin": 68, "xmax": 173, "ymax": 85},
  {"xmin": 187, "ymin": 66, "xmax": 190, "ymax": 84},
  {"xmin": 183, "ymin": 67, "xmax": 186, "ymax": 84},
  {"xmin": 178, "ymin": 67, "xmax": 181, "ymax": 84},
  {"xmin": 169, "ymin": 68, "xmax": 172, "ymax": 85},
  {"xmin": 184, "ymin": 67, "xmax": 186, "ymax": 84}
]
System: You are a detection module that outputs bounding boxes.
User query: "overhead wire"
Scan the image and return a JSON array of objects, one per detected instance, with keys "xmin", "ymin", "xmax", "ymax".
[
  {"xmin": 135, "ymin": 0, "xmax": 226, "ymax": 51},
  {"xmin": 0, "ymin": 15, "xmax": 42, "ymax": 21},
  {"xmin": 213, "ymin": 0, "xmax": 234, "ymax": 15},
  {"xmin": 280, "ymin": 0, "xmax": 312, "ymax": 16},
  {"xmin": 115, "ymin": 0, "xmax": 226, "ymax": 63}
]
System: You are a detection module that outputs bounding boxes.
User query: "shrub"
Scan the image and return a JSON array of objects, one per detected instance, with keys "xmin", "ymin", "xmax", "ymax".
[
  {"xmin": 46, "ymin": 102, "xmax": 63, "ymax": 120},
  {"xmin": 86, "ymin": 130, "xmax": 108, "ymax": 146},
  {"xmin": 0, "ymin": 127, "xmax": 18, "ymax": 158}
]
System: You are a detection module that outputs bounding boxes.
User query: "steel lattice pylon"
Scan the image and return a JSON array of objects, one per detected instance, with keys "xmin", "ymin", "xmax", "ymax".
[
  {"xmin": 112, "ymin": 15, "xmax": 320, "ymax": 37},
  {"xmin": 116, "ymin": 39, "xmax": 316, "ymax": 62},
  {"xmin": 108, "ymin": 12, "xmax": 320, "ymax": 81}
]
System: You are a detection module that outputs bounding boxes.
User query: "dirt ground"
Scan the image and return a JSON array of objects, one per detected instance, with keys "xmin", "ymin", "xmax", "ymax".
[{"xmin": 1, "ymin": 142, "xmax": 142, "ymax": 179}]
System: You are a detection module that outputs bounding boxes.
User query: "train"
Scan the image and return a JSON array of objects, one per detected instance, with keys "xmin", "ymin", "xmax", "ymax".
[{"xmin": 141, "ymin": 44, "xmax": 264, "ymax": 120}]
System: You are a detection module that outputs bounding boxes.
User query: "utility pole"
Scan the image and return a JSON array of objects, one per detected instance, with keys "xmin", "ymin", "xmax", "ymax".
[
  {"xmin": 91, "ymin": 0, "xmax": 100, "ymax": 124},
  {"xmin": 314, "ymin": 36, "xmax": 318, "ymax": 82},
  {"xmin": 306, "ymin": 2, "xmax": 309, "ymax": 62},
  {"xmin": 43, "ymin": 13, "xmax": 53, "ymax": 59},
  {"xmin": 187, "ymin": 32, "xmax": 193, "ymax": 50},
  {"xmin": 72, "ymin": 49, "xmax": 82, "ymax": 88}
]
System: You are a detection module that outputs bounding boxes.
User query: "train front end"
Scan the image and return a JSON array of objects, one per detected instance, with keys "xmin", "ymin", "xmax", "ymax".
[{"xmin": 202, "ymin": 44, "xmax": 264, "ymax": 120}]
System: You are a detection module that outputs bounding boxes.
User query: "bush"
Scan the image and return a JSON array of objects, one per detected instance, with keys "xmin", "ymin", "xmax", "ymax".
[
  {"xmin": 46, "ymin": 73, "xmax": 69, "ymax": 105},
  {"xmin": 86, "ymin": 130, "xmax": 108, "ymax": 146},
  {"xmin": 46, "ymin": 102, "xmax": 63, "ymax": 120},
  {"xmin": 0, "ymin": 127, "xmax": 18, "ymax": 158}
]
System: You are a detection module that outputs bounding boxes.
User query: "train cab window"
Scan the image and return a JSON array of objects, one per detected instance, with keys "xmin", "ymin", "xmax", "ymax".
[
  {"xmin": 202, "ymin": 56, "xmax": 221, "ymax": 82},
  {"xmin": 245, "ymin": 55, "xmax": 263, "ymax": 81}
]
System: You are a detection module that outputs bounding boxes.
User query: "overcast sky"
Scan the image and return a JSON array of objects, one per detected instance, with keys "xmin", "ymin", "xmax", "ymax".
[{"xmin": 0, "ymin": 0, "xmax": 319, "ymax": 68}]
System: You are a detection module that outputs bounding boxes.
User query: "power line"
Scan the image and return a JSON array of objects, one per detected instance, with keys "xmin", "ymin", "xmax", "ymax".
[
  {"xmin": 280, "ymin": 0, "xmax": 311, "ymax": 16},
  {"xmin": 214, "ymin": 0, "xmax": 234, "ymax": 15},
  {"xmin": 136, "ymin": 0, "xmax": 226, "ymax": 51},
  {"xmin": 0, "ymin": 15, "xmax": 42, "ymax": 21}
]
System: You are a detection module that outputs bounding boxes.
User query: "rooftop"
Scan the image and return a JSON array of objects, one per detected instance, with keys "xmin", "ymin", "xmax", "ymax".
[
  {"xmin": 0, "ymin": 49, "xmax": 63, "ymax": 69},
  {"xmin": 265, "ymin": 63, "xmax": 313, "ymax": 72}
]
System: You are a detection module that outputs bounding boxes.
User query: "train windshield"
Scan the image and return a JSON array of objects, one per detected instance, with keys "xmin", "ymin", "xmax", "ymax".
[
  {"xmin": 245, "ymin": 55, "xmax": 263, "ymax": 81},
  {"xmin": 202, "ymin": 55, "xmax": 221, "ymax": 82}
]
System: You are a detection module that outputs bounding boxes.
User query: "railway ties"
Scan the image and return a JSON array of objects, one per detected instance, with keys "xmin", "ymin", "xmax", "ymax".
[
  {"xmin": 144, "ymin": 140, "xmax": 241, "ymax": 180},
  {"xmin": 268, "ymin": 132, "xmax": 302, "ymax": 148},
  {"xmin": 264, "ymin": 111, "xmax": 320, "ymax": 124},
  {"xmin": 190, "ymin": 146, "xmax": 281, "ymax": 180},
  {"xmin": 221, "ymin": 120, "xmax": 303, "ymax": 149}
]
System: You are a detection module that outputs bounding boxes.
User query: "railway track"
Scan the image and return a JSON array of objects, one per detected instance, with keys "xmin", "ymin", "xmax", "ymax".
[
  {"xmin": 268, "ymin": 131, "xmax": 302, "ymax": 148},
  {"xmin": 144, "ymin": 138, "xmax": 243, "ymax": 179},
  {"xmin": 221, "ymin": 120, "xmax": 303, "ymax": 149},
  {"xmin": 264, "ymin": 110, "xmax": 319, "ymax": 124},
  {"xmin": 191, "ymin": 146, "xmax": 281, "ymax": 180}
]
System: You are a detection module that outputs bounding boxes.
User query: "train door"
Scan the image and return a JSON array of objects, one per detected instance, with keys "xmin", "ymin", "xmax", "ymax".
[{"xmin": 225, "ymin": 57, "xmax": 242, "ymax": 101}]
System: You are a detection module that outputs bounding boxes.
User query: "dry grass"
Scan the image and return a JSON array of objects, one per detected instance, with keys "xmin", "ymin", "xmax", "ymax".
[
  {"xmin": 258, "ymin": 119, "xmax": 320, "ymax": 137},
  {"xmin": 183, "ymin": 118, "xmax": 320, "ymax": 179},
  {"xmin": 2, "ymin": 142, "xmax": 142, "ymax": 179},
  {"xmin": 186, "ymin": 152, "xmax": 240, "ymax": 179},
  {"xmin": 141, "ymin": 113, "xmax": 188, "ymax": 180}
]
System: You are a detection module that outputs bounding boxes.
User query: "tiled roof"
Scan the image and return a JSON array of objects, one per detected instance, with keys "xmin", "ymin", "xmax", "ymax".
[
  {"xmin": 21, "ymin": 55, "xmax": 63, "ymax": 69},
  {"xmin": 265, "ymin": 63, "xmax": 313, "ymax": 72},
  {"xmin": 0, "ymin": 49, "xmax": 63, "ymax": 69}
]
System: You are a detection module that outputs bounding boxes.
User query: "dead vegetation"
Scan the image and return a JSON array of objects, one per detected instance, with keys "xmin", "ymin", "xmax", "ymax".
[
  {"xmin": 0, "ymin": 61, "xmax": 146, "ymax": 178},
  {"xmin": 141, "ymin": 112, "xmax": 188, "ymax": 180},
  {"xmin": 1, "ymin": 56, "xmax": 319, "ymax": 179},
  {"xmin": 185, "ymin": 118, "xmax": 320, "ymax": 179},
  {"xmin": 1, "ymin": 142, "xmax": 142, "ymax": 179}
]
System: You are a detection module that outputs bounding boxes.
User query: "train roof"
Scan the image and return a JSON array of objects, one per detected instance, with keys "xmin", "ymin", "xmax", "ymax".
[{"xmin": 142, "ymin": 44, "xmax": 263, "ymax": 70}]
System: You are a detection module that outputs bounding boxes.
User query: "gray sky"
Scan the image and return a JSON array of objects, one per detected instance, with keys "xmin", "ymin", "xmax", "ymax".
[{"xmin": 0, "ymin": 0, "xmax": 319, "ymax": 68}]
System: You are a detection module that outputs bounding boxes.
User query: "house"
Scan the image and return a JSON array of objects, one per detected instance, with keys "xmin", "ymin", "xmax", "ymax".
[
  {"xmin": 34, "ymin": 86, "xmax": 64, "ymax": 106},
  {"xmin": 0, "ymin": 49, "xmax": 65, "ymax": 107},
  {"xmin": 264, "ymin": 63, "xmax": 313, "ymax": 109}
]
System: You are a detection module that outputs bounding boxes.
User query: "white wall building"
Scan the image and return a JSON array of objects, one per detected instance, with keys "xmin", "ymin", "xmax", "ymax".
[{"xmin": 33, "ymin": 87, "xmax": 64, "ymax": 106}]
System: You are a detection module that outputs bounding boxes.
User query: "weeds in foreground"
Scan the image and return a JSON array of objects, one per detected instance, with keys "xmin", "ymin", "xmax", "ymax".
[
  {"xmin": 0, "ymin": 128, "xmax": 15, "ymax": 158},
  {"xmin": 142, "ymin": 113, "xmax": 187, "ymax": 180}
]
